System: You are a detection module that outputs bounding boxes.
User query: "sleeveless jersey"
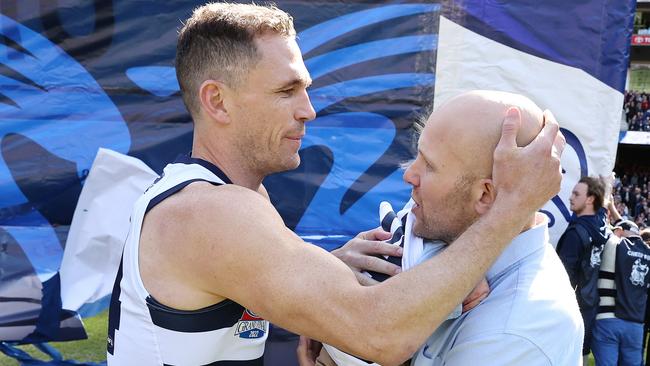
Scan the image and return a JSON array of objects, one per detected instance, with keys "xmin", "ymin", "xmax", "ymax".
[{"xmin": 107, "ymin": 155, "xmax": 268, "ymax": 366}]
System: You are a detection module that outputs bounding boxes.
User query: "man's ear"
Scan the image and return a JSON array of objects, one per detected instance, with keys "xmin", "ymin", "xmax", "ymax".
[
  {"xmin": 475, "ymin": 178, "xmax": 496, "ymax": 215},
  {"xmin": 198, "ymin": 79, "xmax": 230, "ymax": 124},
  {"xmin": 586, "ymin": 195, "xmax": 595, "ymax": 207}
]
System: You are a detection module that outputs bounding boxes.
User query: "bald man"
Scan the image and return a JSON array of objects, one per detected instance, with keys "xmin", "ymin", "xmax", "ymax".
[
  {"xmin": 312, "ymin": 91, "xmax": 583, "ymax": 366},
  {"xmin": 405, "ymin": 91, "xmax": 583, "ymax": 365}
]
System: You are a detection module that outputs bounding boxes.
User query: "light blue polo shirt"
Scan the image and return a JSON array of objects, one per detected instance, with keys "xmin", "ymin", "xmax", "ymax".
[{"xmin": 412, "ymin": 219, "xmax": 584, "ymax": 366}]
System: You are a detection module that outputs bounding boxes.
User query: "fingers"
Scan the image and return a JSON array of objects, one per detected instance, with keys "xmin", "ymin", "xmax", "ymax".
[
  {"xmin": 492, "ymin": 107, "xmax": 565, "ymax": 212},
  {"xmin": 335, "ymin": 237, "xmax": 403, "ymax": 260},
  {"xmin": 462, "ymin": 278, "xmax": 490, "ymax": 313},
  {"xmin": 297, "ymin": 336, "xmax": 315, "ymax": 366},
  {"xmin": 363, "ymin": 239, "xmax": 403, "ymax": 257},
  {"xmin": 354, "ymin": 271, "xmax": 379, "ymax": 286},
  {"xmin": 344, "ymin": 253, "xmax": 401, "ymax": 276},
  {"xmin": 358, "ymin": 226, "xmax": 392, "ymax": 241},
  {"xmin": 310, "ymin": 337, "xmax": 323, "ymax": 356},
  {"xmin": 537, "ymin": 109, "xmax": 560, "ymax": 147},
  {"xmin": 496, "ymin": 107, "xmax": 521, "ymax": 153},
  {"xmin": 333, "ymin": 230, "xmax": 403, "ymax": 281},
  {"xmin": 462, "ymin": 293, "xmax": 487, "ymax": 313}
]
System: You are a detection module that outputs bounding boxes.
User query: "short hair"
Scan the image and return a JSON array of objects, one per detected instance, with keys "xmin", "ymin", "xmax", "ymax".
[
  {"xmin": 176, "ymin": 2, "xmax": 296, "ymax": 116},
  {"xmin": 578, "ymin": 176, "xmax": 606, "ymax": 211}
]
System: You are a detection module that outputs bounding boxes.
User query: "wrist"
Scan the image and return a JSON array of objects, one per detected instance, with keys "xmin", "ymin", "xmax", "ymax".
[{"xmin": 487, "ymin": 194, "xmax": 535, "ymax": 234}]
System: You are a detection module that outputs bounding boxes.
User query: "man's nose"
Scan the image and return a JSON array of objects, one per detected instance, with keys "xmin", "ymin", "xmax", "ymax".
[
  {"xmin": 403, "ymin": 164, "xmax": 419, "ymax": 187},
  {"xmin": 296, "ymin": 90, "xmax": 316, "ymax": 123}
]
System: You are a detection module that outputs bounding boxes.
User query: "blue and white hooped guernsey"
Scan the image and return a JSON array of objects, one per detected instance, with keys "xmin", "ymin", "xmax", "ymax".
[{"xmin": 107, "ymin": 155, "xmax": 268, "ymax": 366}]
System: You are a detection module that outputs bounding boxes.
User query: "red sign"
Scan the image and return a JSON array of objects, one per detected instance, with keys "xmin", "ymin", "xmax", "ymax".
[{"xmin": 632, "ymin": 35, "xmax": 650, "ymax": 46}]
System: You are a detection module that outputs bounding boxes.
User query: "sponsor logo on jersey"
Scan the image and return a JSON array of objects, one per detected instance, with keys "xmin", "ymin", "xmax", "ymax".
[{"xmin": 234, "ymin": 310, "xmax": 267, "ymax": 339}]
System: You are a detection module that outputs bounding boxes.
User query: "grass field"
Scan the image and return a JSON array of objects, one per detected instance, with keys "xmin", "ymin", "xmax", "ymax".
[
  {"xmin": 0, "ymin": 310, "xmax": 597, "ymax": 365},
  {"xmin": 0, "ymin": 311, "xmax": 108, "ymax": 366}
]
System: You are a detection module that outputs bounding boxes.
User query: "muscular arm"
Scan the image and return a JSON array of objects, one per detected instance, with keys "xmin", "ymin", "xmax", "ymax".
[
  {"xmin": 145, "ymin": 111, "xmax": 563, "ymax": 365},
  {"xmin": 183, "ymin": 186, "xmax": 533, "ymax": 364}
]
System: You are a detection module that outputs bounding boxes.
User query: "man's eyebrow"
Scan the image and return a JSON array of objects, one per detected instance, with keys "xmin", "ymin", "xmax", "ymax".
[
  {"xmin": 275, "ymin": 76, "xmax": 312, "ymax": 91},
  {"xmin": 417, "ymin": 147, "xmax": 436, "ymax": 170}
]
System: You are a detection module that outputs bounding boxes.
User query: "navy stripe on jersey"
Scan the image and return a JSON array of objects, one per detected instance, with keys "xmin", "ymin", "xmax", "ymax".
[
  {"xmin": 146, "ymin": 296, "xmax": 245, "ymax": 333},
  {"xmin": 598, "ymin": 288, "xmax": 616, "ymax": 297},
  {"xmin": 145, "ymin": 178, "xmax": 220, "ymax": 214},
  {"xmin": 107, "ymin": 257, "xmax": 124, "ymax": 355},
  {"xmin": 367, "ymin": 213, "xmax": 408, "ymax": 282},
  {"xmin": 599, "ymin": 271, "xmax": 615, "ymax": 280},
  {"xmin": 174, "ymin": 154, "xmax": 233, "ymax": 185},
  {"xmin": 599, "ymin": 305, "xmax": 615, "ymax": 313},
  {"xmin": 164, "ymin": 356, "xmax": 263, "ymax": 366},
  {"xmin": 380, "ymin": 210, "xmax": 397, "ymax": 232}
]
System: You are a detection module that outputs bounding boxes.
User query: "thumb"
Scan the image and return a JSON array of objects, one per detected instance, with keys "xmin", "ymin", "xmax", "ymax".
[{"xmin": 497, "ymin": 107, "xmax": 521, "ymax": 151}]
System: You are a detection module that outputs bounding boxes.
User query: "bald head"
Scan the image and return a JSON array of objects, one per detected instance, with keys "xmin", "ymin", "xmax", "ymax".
[
  {"xmin": 422, "ymin": 90, "xmax": 544, "ymax": 178},
  {"xmin": 406, "ymin": 90, "xmax": 546, "ymax": 241}
]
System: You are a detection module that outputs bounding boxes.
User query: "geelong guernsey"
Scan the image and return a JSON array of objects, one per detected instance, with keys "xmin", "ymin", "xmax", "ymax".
[
  {"xmin": 597, "ymin": 235, "xmax": 650, "ymax": 323},
  {"xmin": 107, "ymin": 155, "xmax": 268, "ymax": 366}
]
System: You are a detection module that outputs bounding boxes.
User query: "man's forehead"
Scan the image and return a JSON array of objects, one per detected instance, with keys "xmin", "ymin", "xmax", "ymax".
[
  {"xmin": 574, "ymin": 182, "xmax": 587, "ymax": 192},
  {"xmin": 253, "ymin": 35, "xmax": 311, "ymax": 85}
]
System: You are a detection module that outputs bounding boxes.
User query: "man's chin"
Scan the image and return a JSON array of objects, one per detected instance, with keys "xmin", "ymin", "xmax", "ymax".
[
  {"xmin": 412, "ymin": 224, "xmax": 432, "ymax": 240},
  {"xmin": 272, "ymin": 155, "xmax": 301, "ymax": 173}
]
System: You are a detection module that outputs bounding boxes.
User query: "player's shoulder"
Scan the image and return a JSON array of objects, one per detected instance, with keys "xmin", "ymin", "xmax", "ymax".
[
  {"xmin": 168, "ymin": 181, "xmax": 282, "ymax": 234},
  {"xmin": 164, "ymin": 180, "xmax": 273, "ymax": 218}
]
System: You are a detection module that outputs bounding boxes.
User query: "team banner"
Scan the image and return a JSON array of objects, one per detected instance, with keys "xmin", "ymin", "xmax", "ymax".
[
  {"xmin": 0, "ymin": 0, "xmax": 634, "ymax": 362},
  {"xmin": 434, "ymin": 0, "xmax": 635, "ymax": 244},
  {"xmin": 0, "ymin": 0, "xmax": 436, "ymax": 350}
]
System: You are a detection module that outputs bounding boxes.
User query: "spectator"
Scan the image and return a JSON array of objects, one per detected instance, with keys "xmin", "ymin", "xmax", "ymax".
[
  {"xmin": 623, "ymin": 90, "xmax": 650, "ymax": 131},
  {"xmin": 557, "ymin": 176, "xmax": 611, "ymax": 364},
  {"xmin": 593, "ymin": 220, "xmax": 650, "ymax": 366}
]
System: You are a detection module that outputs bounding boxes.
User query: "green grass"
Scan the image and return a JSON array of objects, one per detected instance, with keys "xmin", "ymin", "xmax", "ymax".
[
  {"xmin": 0, "ymin": 311, "xmax": 604, "ymax": 366},
  {"xmin": 0, "ymin": 311, "xmax": 108, "ymax": 366}
]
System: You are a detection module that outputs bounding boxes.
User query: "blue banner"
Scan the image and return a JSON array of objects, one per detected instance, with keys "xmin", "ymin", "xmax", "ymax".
[
  {"xmin": 0, "ymin": 0, "xmax": 437, "ymax": 346},
  {"xmin": 0, "ymin": 3, "xmax": 634, "ymax": 365}
]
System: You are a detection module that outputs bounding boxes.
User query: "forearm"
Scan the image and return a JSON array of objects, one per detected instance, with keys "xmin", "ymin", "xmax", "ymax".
[
  {"xmin": 368, "ymin": 200, "xmax": 529, "ymax": 348},
  {"xmin": 300, "ymin": 200, "xmax": 529, "ymax": 364},
  {"xmin": 608, "ymin": 200, "xmax": 622, "ymax": 223}
]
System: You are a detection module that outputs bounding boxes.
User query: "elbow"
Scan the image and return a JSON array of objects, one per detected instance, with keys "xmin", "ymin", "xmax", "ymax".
[
  {"xmin": 361, "ymin": 331, "xmax": 420, "ymax": 366},
  {"xmin": 370, "ymin": 339, "xmax": 419, "ymax": 366}
]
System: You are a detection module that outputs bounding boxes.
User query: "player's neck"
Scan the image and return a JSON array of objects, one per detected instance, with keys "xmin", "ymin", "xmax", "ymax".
[{"xmin": 192, "ymin": 141, "xmax": 264, "ymax": 191}]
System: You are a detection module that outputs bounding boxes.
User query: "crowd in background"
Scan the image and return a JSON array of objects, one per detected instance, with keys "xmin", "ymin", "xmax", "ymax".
[
  {"xmin": 613, "ymin": 168, "xmax": 650, "ymax": 229},
  {"xmin": 624, "ymin": 90, "xmax": 650, "ymax": 131}
]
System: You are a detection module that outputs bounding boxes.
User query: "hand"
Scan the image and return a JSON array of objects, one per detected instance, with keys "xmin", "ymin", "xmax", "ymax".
[
  {"xmin": 297, "ymin": 336, "xmax": 323, "ymax": 366},
  {"xmin": 492, "ymin": 108, "xmax": 565, "ymax": 213},
  {"xmin": 331, "ymin": 227, "xmax": 400, "ymax": 286},
  {"xmin": 462, "ymin": 278, "xmax": 489, "ymax": 313}
]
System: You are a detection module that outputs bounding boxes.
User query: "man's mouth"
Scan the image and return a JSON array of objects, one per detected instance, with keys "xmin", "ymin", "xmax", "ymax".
[{"xmin": 286, "ymin": 134, "xmax": 304, "ymax": 141}]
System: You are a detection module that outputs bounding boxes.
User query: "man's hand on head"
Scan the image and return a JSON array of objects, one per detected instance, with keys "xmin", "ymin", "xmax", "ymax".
[
  {"xmin": 492, "ymin": 107, "xmax": 565, "ymax": 213},
  {"xmin": 331, "ymin": 227, "xmax": 401, "ymax": 286}
]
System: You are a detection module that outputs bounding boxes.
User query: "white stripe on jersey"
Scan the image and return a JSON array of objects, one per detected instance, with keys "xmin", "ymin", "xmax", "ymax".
[{"xmin": 154, "ymin": 324, "xmax": 265, "ymax": 365}]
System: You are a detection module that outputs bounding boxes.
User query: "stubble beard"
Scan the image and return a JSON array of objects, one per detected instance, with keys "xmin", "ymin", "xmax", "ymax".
[{"xmin": 414, "ymin": 186, "xmax": 478, "ymax": 244}]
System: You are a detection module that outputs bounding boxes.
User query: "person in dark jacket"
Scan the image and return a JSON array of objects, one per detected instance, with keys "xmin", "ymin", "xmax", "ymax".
[
  {"xmin": 557, "ymin": 176, "xmax": 611, "ymax": 363},
  {"xmin": 593, "ymin": 220, "xmax": 650, "ymax": 366}
]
